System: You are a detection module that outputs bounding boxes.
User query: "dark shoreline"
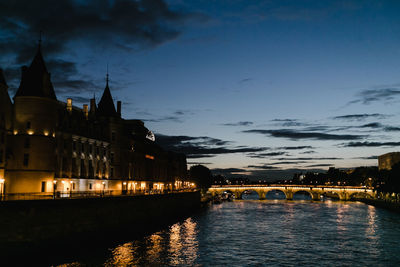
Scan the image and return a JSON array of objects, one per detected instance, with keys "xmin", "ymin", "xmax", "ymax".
[
  {"xmin": 359, "ymin": 198, "xmax": 400, "ymax": 213},
  {"xmin": 0, "ymin": 191, "xmax": 203, "ymax": 265}
]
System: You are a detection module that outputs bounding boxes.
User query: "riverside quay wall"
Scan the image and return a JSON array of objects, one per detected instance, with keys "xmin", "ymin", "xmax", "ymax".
[{"xmin": 0, "ymin": 191, "xmax": 201, "ymax": 250}]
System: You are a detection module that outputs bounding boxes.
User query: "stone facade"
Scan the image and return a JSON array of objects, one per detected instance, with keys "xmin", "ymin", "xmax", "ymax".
[
  {"xmin": 378, "ymin": 152, "xmax": 400, "ymax": 170},
  {"xmin": 0, "ymin": 45, "xmax": 189, "ymax": 195}
]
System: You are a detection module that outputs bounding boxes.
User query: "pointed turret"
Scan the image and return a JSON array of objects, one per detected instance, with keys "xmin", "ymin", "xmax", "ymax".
[
  {"xmin": 97, "ymin": 74, "xmax": 117, "ymax": 117},
  {"xmin": 14, "ymin": 42, "xmax": 57, "ymax": 100}
]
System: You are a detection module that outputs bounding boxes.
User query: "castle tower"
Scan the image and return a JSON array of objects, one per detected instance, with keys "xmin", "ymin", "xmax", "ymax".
[
  {"xmin": 7, "ymin": 43, "xmax": 59, "ymax": 193},
  {"xmin": 97, "ymin": 74, "xmax": 122, "ymax": 180},
  {"xmin": 0, "ymin": 69, "xmax": 12, "ymax": 195}
]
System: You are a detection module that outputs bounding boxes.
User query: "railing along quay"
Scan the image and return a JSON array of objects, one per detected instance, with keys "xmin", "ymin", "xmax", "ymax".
[{"xmin": 0, "ymin": 188, "xmax": 198, "ymax": 201}]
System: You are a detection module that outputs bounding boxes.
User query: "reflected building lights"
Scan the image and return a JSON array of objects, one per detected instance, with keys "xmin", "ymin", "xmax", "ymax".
[
  {"xmin": 181, "ymin": 218, "xmax": 199, "ymax": 265},
  {"xmin": 168, "ymin": 223, "xmax": 183, "ymax": 265},
  {"xmin": 366, "ymin": 205, "xmax": 378, "ymax": 239},
  {"xmin": 146, "ymin": 233, "xmax": 163, "ymax": 260},
  {"xmin": 107, "ymin": 242, "xmax": 134, "ymax": 266}
]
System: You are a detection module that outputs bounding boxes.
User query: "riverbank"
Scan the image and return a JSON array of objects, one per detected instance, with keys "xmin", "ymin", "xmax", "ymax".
[
  {"xmin": 359, "ymin": 198, "xmax": 400, "ymax": 213},
  {"xmin": 0, "ymin": 191, "xmax": 201, "ymax": 263}
]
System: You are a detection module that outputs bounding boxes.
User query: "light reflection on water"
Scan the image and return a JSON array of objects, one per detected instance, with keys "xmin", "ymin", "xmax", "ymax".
[{"xmin": 86, "ymin": 198, "xmax": 400, "ymax": 266}]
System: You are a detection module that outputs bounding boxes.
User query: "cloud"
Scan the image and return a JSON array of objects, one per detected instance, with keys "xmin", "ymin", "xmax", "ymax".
[
  {"xmin": 247, "ymin": 151, "xmax": 288, "ymax": 158},
  {"xmin": 219, "ymin": 0, "xmax": 367, "ymax": 24},
  {"xmin": 142, "ymin": 109, "xmax": 196, "ymax": 123},
  {"xmin": 360, "ymin": 122, "xmax": 382, "ymax": 128},
  {"xmin": 333, "ymin": 113, "xmax": 387, "ymax": 121},
  {"xmin": 271, "ymin": 119, "xmax": 309, "ymax": 127},
  {"xmin": 144, "ymin": 116, "xmax": 184, "ymax": 123},
  {"xmin": 306, "ymin": 164, "xmax": 334, "ymax": 168},
  {"xmin": 277, "ymin": 146, "xmax": 314, "ymax": 150},
  {"xmin": 342, "ymin": 141, "xmax": 400, "ymax": 147},
  {"xmin": 348, "ymin": 88, "xmax": 400, "ymax": 105},
  {"xmin": 187, "ymin": 161, "xmax": 211, "ymax": 165},
  {"xmin": 156, "ymin": 134, "xmax": 266, "ymax": 158},
  {"xmin": 238, "ymin": 78, "xmax": 252, "ymax": 84},
  {"xmin": 300, "ymin": 150, "xmax": 316, "ymax": 154},
  {"xmin": 221, "ymin": 121, "xmax": 253, "ymax": 126},
  {"xmin": 243, "ymin": 129, "xmax": 364, "ymax": 141},
  {"xmin": 212, "ymin": 168, "xmax": 251, "ymax": 176},
  {"xmin": 268, "ymin": 161, "xmax": 308, "ymax": 165},
  {"xmin": 211, "ymin": 166, "xmax": 328, "ymax": 181},
  {"xmin": 247, "ymin": 165, "xmax": 277, "ymax": 170},
  {"xmin": 69, "ymin": 96, "xmax": 92, "ymax": 104},
  {"xmin": 275, "ymin": 157, "xmax": 343, "ymax": 161},
  {"xmin": 354, "ymin": 156, "xmax": 378, "ymax": 160},
  {"xmin": 0, "ymin": 0, "xmax": 202, "ymax": 90},
  {"xmin": 383, "ymin": 126, "xmax": 400, "ymax": 132}
]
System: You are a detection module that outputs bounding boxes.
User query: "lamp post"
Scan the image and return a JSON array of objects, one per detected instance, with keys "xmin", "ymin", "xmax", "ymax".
[
  {"xmin": 70, "ymin": 181, "xmax": 73, "ymax": 198},
  {"xmin": 0, "ymin": 178, "xmax": 5, "ymax": 201},
  {"xmin": 53, "ymin": 180, "xmax": 57, "ymax": 199}
]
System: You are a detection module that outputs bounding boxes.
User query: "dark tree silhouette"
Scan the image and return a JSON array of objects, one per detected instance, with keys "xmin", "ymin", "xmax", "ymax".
[{"xmin": 189, "ymin": 165, "xmax": 213, "ymax": 190}]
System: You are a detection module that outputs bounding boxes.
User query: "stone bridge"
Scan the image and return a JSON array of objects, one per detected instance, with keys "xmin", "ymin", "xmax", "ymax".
[{"xmin": 208, "ymin": 185, "xmax": 375, "ymax": 201}]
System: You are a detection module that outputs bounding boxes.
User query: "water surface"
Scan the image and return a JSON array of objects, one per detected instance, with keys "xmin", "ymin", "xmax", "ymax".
[{"xmin": 65, "ymin": 196, "xmax": 400, "ymax": 266}]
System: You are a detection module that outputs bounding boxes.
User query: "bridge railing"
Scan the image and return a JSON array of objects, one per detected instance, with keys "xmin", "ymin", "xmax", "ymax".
[{"xmin": 210, "ymin": 184, "xmax": 374, "ymax": 190}]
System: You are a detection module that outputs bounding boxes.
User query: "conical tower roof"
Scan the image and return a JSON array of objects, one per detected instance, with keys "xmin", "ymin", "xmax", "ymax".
[
  {"xmin": 15, "ymin": 43, "xmax": 57, "ymax": 99},
  {"xmin": 97, "ymin": 76, "xmax": 117, "ymax": 117}
]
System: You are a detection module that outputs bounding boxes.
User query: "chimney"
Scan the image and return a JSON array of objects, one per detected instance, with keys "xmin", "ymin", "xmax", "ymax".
[
  {"xmin": 83, "ymin": 104, "xmax": 88, "ymax": 119},
  {"xmin": 90, "ymin": 98, "xmax": 96, "ymax": 114},
  {"xmin": 67, "ymin": 98, "xmax": 72, "ymax": 112},
  {"xmin": 117, "ymin": 101, "xmax": 121, "ymax": 117}
]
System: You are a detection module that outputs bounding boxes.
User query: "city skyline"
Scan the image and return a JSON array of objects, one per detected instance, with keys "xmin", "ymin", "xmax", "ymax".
[{"xmin": 2, "ymin": 0, "xmax": 400, "ymax": 179}]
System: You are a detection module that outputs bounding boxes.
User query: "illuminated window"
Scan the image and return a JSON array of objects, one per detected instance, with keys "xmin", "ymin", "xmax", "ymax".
[
  {"xmin": 23, "ymin": 153, "xmax": 29, "ymax": 166},
  {"xmin": 145, "ymin": 155, "xmax": 154, "ymax": 160}
]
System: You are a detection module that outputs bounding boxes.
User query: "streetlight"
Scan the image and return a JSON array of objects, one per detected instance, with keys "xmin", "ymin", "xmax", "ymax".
[{"xmin": 53, "ymin": 180, "xmax": 57, "ymax": 199}]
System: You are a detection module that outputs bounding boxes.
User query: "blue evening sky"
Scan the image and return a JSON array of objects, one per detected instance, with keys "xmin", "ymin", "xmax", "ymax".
[{"xmin": 2, "ymin": 0, "xmax": 400, "ymax": 179}]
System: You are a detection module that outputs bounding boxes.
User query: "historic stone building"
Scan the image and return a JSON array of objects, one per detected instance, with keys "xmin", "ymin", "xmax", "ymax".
[
  {"xmin": 378, "ymin": 152, "xmax": 400, "ymax": 171},
  {"xmin": 0, "ymin": 44, "xmax": 189, "ymax": 196}
]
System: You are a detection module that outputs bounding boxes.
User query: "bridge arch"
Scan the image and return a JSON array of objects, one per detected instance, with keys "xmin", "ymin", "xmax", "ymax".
[
  {"xmin": 208, "ymin": 185, "xmax": 374, "ymax": 202},
  {"xmin": 321, "ymin": 191, "xmax": 340, "ymax": 200},
  {"xmin": 349, "ymin": 191, "xmax": 372, "ymax": 200},
  {"xmin": 264, "ymin": 189, "xmax": 287, "ymax": 200},
  {"xmin": 292, "ymin": 190, "xmax": 313, "ymax": 200},
  {"xmin": 242, "ymin": 189, "xmax": 261, "ymax": 200}
]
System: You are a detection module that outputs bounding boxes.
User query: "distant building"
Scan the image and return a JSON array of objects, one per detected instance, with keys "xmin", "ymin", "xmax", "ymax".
[
  {"xmin": 0, "ymin": 44, "xmax": 190, "ymax": 195},
  {"xmin": 378, "ymin": 152, "xmax": 400, "ymax": 170}
]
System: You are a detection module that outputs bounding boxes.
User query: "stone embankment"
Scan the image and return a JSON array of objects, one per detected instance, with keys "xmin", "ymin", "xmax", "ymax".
[
  {"xmin": 0, "ymin": 191, "xmax": 201, "ymax": 251},
  {"xmin": 360, "ymin": 191, "xmax": 400, "ymax": 212}
]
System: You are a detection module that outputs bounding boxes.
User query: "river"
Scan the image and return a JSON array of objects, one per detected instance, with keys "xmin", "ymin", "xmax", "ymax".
[{"xmin": 60, "ymin": 193, "xmax": 400, "ymax": 266}]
